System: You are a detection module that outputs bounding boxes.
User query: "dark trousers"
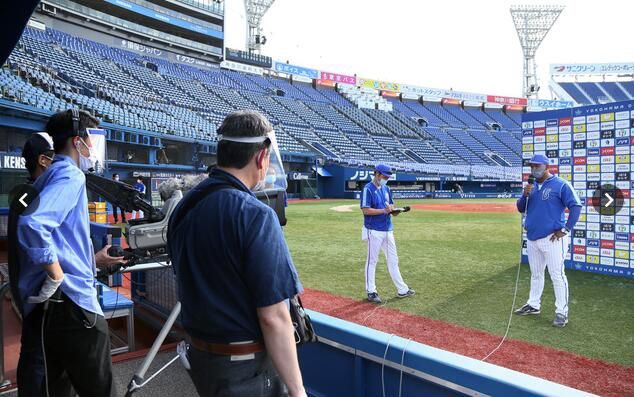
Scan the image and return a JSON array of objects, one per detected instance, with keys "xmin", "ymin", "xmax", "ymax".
[
  {"xmin": 41, "ymin": 294, "xmax": 115, "ymax": 397},
  {"xmin": 17, "ymin": 306, "xmax": 46, "ymax": 397},
  {"xmin": 113, "ymin": 207, "xmax": 126, "ymax": 223},
  {"xmin": 187, "ymin": 347, "xmax": 287, "ymax": 397}
]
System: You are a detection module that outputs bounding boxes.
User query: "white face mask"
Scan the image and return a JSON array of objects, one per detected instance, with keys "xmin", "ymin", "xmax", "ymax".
[
  {"xmin": 252, "ymin": 152, "xmax": 270, "ymax": 191},
  {"xmin": 379, "ymin": 178, "xmax": 388, "ymax": 187},
  {"xmin": 76, "ymin": 138, "xmax": 97, "ymax": 172}
]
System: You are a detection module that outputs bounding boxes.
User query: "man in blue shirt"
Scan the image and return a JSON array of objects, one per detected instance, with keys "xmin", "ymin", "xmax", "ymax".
[
  {"xmin": 132, "ymin": 177, "xmax": 146, "ymax": 219},
  {"xmin": 515, "ymin": 154, "xmax": 582, "ymax": 327},
  {"xmin": 17, "ymin": 109, "xmax": 115, "ymax": 396},
  {"xmin": 8, "ymin": 132, "xmax": 56, "ymax": 397},
  {"xmin": 168, "ymin": 110, "xmax": 306, "ymax": 397},
  {"xmin": 360, "ymin": 164, "xmax": 414, "ymax": 304}
]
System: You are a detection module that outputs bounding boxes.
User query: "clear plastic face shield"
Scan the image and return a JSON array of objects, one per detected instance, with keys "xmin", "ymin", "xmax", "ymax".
[
  {"xmin": 218, "ymin": 130, "xmax": 287, "ymax": 191},
  {"xmin": 85, "ymin": 128, "xmax": 107, "ymax": 175}
]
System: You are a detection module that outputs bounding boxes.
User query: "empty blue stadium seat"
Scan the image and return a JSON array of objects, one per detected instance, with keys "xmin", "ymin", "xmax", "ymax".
[{"xmin": 1, "ymin": 26, "xmax": 522, "ymax": 173}]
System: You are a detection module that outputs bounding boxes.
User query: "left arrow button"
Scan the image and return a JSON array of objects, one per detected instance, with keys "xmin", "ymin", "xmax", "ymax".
[{"xmin": 19, "ymin": 193, "xmax": 29, "ymax": 208}]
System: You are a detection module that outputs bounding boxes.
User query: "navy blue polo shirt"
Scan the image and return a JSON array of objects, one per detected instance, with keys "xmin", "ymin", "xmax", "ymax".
[
  {"xmin": 360, "ymin": 182, "xmax": 394, "ymax": 232},
  {"xmin": 168, "ymin": 169, "xmax": 302, "ymax": 343}
]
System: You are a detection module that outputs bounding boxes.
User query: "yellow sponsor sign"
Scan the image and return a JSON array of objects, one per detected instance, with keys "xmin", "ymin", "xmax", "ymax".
[
  {"xmin": 586, "ymin": 255, "xmax": 600, "ymax": 264},
  {"xmin": 573, "ymin": 125, "xmax": 586, "ymax": 133},
  {"xmin": 559, "ymin": 173, "xmax": 572, "ymax": 181},
  {"xmin": 631, "ymin": 198, "xmax": 634, "ymax": 207},
  {"xmin": 616, "ymin": 250, "xmax": 630, "ymax": 259},
  {"xmin": 600, "ymin": 113, "xmax": 615, "ymax": 122},
  {"xmin": 358, "ymin": 78, "xmax": 401, "ymax": 92},
  {"xmin": 546, "ymin": 135, "xmax": 558, "ymax": 142},
  {"xmin": 587, "ymin": 164, "xmax": 601, "ymax": 173},
  {"xmin": 579, "ymin": 214, "xmax": 586, "ymax": 222},
  {"xmin": 522, "ymin": 144, "xmax": 534, "ymax": 151},
  {"xmin": 616, "ymin": 155, "xmax": 630, "ymax": 164}
]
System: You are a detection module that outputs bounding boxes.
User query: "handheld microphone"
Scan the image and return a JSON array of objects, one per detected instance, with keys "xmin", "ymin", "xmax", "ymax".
[{"xmin": 527, "ymin": 176, "xmax": 535, "ymax": 185}]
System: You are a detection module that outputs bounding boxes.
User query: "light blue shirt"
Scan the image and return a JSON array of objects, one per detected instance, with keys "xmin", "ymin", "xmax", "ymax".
[
  {"xmin": 360, "ymin": 182, "xmax": 394, "ymax": 232},
  {"xmin": 17, "ymin": 154, "xmax": 101, "ymax": 317}
]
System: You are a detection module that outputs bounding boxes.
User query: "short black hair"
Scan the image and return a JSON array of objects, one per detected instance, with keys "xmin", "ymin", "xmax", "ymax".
[
  {"xmin": 216, "ymin": 110, "xmax": 272, "ymax": 169},
  {"xmin": 46, "ymin": 109, "xmax": 99, "ymax": 153},
  {"xmin": 113, "ymin": 173, "xmax": 119, "ymax": 178}
]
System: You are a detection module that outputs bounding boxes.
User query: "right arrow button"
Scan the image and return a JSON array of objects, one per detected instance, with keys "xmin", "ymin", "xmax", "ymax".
[{"xmin": 592, "ymin": 184, "xmax": 624, "ymax": 216}]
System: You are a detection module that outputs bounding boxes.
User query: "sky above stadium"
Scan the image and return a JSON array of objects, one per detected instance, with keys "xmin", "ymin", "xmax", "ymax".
[{"xmin": 225, "ymin": 0, "xmax": 634, "ymax": 98}]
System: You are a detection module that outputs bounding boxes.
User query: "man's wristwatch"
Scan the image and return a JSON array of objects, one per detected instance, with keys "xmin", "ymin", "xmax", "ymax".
[{"xmin": 560, "ymin": 227, "xmax": 570, "ymax": 235}]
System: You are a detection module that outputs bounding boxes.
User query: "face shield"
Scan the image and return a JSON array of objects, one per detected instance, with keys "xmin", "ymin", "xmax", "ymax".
[
  {"xmin": 218, "ymin": 130, "xmax": 287, "ymax": 191},
  {"xmin": 86, "ymin": 128, "xmax": 107, "ymax": 175}
]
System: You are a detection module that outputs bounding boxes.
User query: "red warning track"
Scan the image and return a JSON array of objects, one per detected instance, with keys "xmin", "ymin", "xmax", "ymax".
[
  {"xmin": 410, "ymin": 203, "xmax": 517, "ymax": 213},
  {"xmin": 301, "ymin": 288, "xmax": 633, "ymax": 397}
]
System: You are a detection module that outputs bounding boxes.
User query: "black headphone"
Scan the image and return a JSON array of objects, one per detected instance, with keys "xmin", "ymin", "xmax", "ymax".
[{"xmin": 69, "ymin": 108, "xmax": 81, "ymax": 137}]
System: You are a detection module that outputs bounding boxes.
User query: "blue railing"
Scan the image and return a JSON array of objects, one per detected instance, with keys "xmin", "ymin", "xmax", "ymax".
[{"xmin": 299, "ymin": 311, "xmax": 595, "ymax": 397}]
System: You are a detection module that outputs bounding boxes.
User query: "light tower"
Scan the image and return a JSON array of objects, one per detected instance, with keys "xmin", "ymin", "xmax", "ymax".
[
  {"xmin": 244, "ymin": 0, "xmax": 275, "ymax": 53},
  {"xmin": 510, "ymin": 5, "xmax": 564, "ymax": 99}
]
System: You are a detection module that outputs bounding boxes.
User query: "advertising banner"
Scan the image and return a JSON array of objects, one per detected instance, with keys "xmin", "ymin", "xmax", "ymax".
[
  {"xmin": 320, "ymin": 71, "xmax": 357, "ymax": 85},
  {"xmin": 0, "ymin": 152, "xmax": 26, "ymax": 170},
  {"xmin": 316, "ymin": 79, "xmax": 337, "ymax": 88},
  {"xmin": 220, "ymin": 60, "xmax": 263, "ymax": 76},
  {"xmin": 401, "ymin": 84, "xmax": 487, "ymax": 102},
  {"xmin": 487, "ymin": 95, "xmax": 528, "ymax": 106},
  {"xmin": 116, "ymin": 38, "xmax": 219, "ymax": 69},
  {"xmin": 274, "ymin": 62, "xmax": 320, "ymax": 79},
  {"xmin": 550, "ymin": 63, "xmax": 634, "ymax": 75},
  {"xmin": 528, "ymin": 98, "xmax": 574, "ymax": 110},
  {"xmin": 358, "ymin": 78, "xmax": 401, "ymax": 92}
]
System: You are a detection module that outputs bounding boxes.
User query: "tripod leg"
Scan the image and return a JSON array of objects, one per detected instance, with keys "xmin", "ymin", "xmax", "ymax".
[{"xmin": 125, "ymin": 302, "xmax": 181, "ymax": 396}]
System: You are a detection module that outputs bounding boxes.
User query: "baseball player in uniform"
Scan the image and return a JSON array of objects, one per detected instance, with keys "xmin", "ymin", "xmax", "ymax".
[
  {"xmin": 515, "ymin": 154, "xmax": 582, "ymax": 327},
  {"xmin": 360, "ymin": 164, "xmax": 415, "ymax": 304}
]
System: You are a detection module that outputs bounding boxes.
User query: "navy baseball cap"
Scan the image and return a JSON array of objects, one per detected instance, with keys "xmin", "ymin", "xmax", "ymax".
[
  {"xmin": 375, "ymin": 164, "xmax": 392, "ymax": 177},
  {"xmin": 528, "ymin": 154, "xmax": 549, "ymax": 165}
]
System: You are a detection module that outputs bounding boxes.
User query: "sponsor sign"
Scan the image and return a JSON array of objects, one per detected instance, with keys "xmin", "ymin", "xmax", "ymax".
[
  {"xmin": 320, "ymin": 71, "xmax": 357, "ymax": 85},
  {"xmin": 274, "ymin": 62, "xmax": 319, "ymax": 79},
  {"xmin": 550, "ymin": 62, "xmax": 634, "ymax": 75}
]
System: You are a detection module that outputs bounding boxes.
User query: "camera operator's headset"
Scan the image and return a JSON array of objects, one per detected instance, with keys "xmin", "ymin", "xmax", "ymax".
[{"xmin": 69, "ymin": 108, "xmax": 83, "ymax": 138}]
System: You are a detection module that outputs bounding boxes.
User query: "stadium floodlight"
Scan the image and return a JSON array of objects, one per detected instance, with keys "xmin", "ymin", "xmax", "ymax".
[
  {"xmin": 510, "ymin": 5, "xmax": 564, "ymax": 99},
  {"xmin": 245, "ymin": 0, "xmax": 275, "ymax": 53}
]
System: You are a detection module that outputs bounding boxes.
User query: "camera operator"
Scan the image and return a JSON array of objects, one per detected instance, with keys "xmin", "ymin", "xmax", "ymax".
[
  {"xmin": 16, "ymin": 110, "xmax": 115, "ymax": 396},
  {"xmin": 168, "ymin": 110, "xmax": 305, "ymax": 397}
]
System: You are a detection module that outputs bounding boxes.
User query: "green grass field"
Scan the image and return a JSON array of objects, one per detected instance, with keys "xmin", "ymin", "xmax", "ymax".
[{"xmin": 283, "ymin": 199, "xmax": 634, "ymax": 367}]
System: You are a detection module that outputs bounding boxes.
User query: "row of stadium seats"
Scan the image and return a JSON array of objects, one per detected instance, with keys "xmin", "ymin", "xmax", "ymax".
[
  {"xmin": 2, "ymin": 26, "xmax": 524, "ymax": 168},
  {"xmin": 557, "ymin": 81, "xmax": 634, "ymax": 105}
]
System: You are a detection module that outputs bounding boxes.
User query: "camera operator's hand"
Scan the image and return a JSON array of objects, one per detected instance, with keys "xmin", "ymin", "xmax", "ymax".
[
  {"xmin": 27, "ymin": 273, "xmax": 64, "ymax": 304},
  {"xmin": 95, "ymin": 245, "xmax": 127, "ymax": 267}
]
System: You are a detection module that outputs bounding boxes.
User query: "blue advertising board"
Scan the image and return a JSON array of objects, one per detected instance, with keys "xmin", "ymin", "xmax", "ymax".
[{"xmin": 274, "ymin": 62, "xmax": 320, "ymax": 79}]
